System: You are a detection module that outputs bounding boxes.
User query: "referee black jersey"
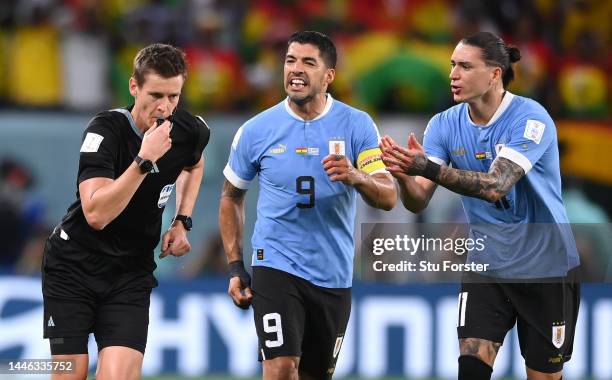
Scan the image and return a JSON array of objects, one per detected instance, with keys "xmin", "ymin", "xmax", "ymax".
[{"xmin": 59, "ymin": 106, "xmax": 209, "ymax": 263}]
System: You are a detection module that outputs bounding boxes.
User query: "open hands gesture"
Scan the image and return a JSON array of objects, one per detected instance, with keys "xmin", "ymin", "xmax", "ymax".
[{"xmin": 379, "ymin": 133, "xmax": 428, "ymax": 176}]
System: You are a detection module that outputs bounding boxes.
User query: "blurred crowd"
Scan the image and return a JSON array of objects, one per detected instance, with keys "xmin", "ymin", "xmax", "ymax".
[
  {"xmin": 0, "ymin": 158, "xmax": 49, "ymax": 274},
  {"xmin": 0, "ymin": 0, "xmax": 609, "ymax": 118},
  {"xmin": 0, "ymin": 0, "xmax": 610, "ymax": 278}
]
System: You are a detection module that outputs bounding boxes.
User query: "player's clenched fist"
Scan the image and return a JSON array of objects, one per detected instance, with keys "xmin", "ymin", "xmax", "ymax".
[
  {"xmin": 227, "ymin": 260, "xmax": 252, "ymax": 309},
  {"xmin": 139, "ymin": 119, "xmax": 172, "ymax": 162}
]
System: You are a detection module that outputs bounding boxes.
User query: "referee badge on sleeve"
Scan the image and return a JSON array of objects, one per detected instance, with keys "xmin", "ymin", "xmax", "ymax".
[
  {"xmin": 80, "ymin": 133, "xmax": 104, "ymax": 153},
  {"xmin": 552, "ymin": 322, "xmax": 565, "ymax": 348}
]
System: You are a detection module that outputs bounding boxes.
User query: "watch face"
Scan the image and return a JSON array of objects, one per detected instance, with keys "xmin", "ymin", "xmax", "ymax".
[
  {"xmin": 175, "ymin": 215, "xmax": 192, "ymax": 230},
  {"xmin": 140, "ymin": 160, "xmax": 153, "ymax": 173}
]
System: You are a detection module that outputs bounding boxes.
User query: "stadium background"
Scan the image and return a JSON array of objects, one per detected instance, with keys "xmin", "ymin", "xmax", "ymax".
[{"xmin": 0, "ymin": 0, "xmax": 610, "ymax": 379}]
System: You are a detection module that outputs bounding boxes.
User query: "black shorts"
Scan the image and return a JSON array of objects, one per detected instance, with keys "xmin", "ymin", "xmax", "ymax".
[
  {"xmin": 457, "ymin": 270, "xmax": 580, "ymax": 373},
  {"xmin": 42, "ymin": 230, "xmax": 158, "ymax": 355},
  {"xmin": 252, "ymin": 266, "xmax": 351, "ymax": 379}
]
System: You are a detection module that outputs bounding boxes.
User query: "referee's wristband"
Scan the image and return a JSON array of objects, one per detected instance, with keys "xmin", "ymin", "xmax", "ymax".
[
  {"xmin": 228, "ymin": 260, "xmax": 251, "ymax": 288},
  {"xmin": 421, "ymin": 159, "xmax": 441, "ymax": 181}
]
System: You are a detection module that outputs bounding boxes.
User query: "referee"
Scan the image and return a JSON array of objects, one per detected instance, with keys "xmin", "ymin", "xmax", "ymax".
[{"xmin": 41, "ymin": 44, "xmax": 209, "ymax": 380}]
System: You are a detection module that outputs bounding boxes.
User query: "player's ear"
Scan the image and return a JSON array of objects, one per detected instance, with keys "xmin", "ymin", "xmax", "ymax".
[
  {"xmin": 325, "ymin": 68, "xmax": 335, "ymax": 85},
  {"xmin": 492, "ymin": 66, "xmax": 502, "ymax": 84},
  {"xmin": 129, "ymin": 77, "xmax": 139, "ymax": 98}
]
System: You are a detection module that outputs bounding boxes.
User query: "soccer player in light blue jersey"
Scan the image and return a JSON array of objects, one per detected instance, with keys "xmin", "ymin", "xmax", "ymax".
[
  {"xmin": 219, "ymin": 31, "xmax": 396, "ymax": 380},
  {"xmin": 381, "ymin": 32, "xmax": 580, "ymax": 380}
]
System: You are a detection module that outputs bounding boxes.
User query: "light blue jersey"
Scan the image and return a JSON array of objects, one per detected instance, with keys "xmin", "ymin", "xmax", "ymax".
[
  {"xmin": 424, "ymin": 92, "xmax": 580, "ymax": 278},
  {"xmin": 224, "ymin": 95, "xmax": 384, "ymax": 288}
]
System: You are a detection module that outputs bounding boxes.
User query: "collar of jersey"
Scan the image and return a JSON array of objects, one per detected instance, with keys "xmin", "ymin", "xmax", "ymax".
[
  {"xmin": 284, "ymin": 94, "xmax": 334, "ymax": 122},
  {"xmin": 112, "ymin": 107, "xmax": 144, "ymax": 139},
  {"xmin": 466, "ymin": 91, "xmax": 515, "ymax": 128}
]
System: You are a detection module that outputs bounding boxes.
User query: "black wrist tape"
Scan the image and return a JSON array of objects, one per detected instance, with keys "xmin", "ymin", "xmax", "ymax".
[
  {"xmin": 228, "ymin": 260, "xmax": 251, "ymax": 287},
  {"xmin": 422, "ymin": 159, "xmax": 441, "ymax": 181}
]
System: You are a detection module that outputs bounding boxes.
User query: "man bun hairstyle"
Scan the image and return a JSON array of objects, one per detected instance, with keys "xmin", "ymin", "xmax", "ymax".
[
  {"xmin": 132, "ymin": 43, "xmax": 188, "ymax": 87},
  {"xmin": 461, "ymin": 32, "xmax": 522, "ymax": 88},
  {"xmin": 287, "ymin": 30, "xmax": 337, "ymax": 69}
]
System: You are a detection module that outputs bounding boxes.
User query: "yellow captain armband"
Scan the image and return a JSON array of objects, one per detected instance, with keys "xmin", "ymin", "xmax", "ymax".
[{"xmin": 357, "ymin": 147, "xmax": 385, "ymax": 174}]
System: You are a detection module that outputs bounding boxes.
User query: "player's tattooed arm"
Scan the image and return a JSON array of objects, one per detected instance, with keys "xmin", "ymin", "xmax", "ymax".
[
  {"xmin": 381, "ymin": 135, "xmax": 524, "ymax": 203},
  {"xmin": 221, "ymin": 179, "xmax": 247, "ymax": 199},
  {"xmin": 434, "ymin": 157, "xmax": 525, "ymax": 203},
  {"xmin": 219, "ymin": 179, "xmax": 247, "ymax": 262},
  {"xmin": 219, "ymin": 180, "xmax": 253, "ymax": 308}
]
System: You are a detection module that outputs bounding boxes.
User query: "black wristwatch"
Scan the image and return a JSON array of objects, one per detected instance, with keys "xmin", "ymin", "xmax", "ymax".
[
  {"xmin": 173, "ymin": 214, "xmax": 193, "ymax": 231},
  {"xmin": 134, "ymin": 155, "xmax": 154, "ymax": 174}
]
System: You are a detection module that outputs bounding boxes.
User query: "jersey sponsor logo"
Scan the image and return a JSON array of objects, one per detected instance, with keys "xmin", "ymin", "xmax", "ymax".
[
  {"xmin": 269, "ymin": 144, "xmax": 287, "ymax": 154},
  {"xmin": 158, "ymin": 184, "xmax": 175, "ymax": 208},
  {"xmin": 451, "ymin": 148, "xmax": 466, "ymax": 156},
  {"xmin": 524, "ymin": 119, "xmax": 545, "ymax": 144},
  {"xmin": 357, "ymin": 148, "xmax": 385, "ymax": 174},
  {"xmin": 329, "ymin": 140, "xmax": 346, "ymax": 155},
  {"xmin": 552, "ymin": 322, "xmax": 565, "ymax": 348},
  {"xmin": 80, "ymin": 133, "xmax": 104, "ymax": 153},
  {"xmin": 47, "ymin": 316, "xmax": 55, "ymax": 327},
  {"xmin": 548, "ymin": 354, "xmax": 563, "ymax": 364}
]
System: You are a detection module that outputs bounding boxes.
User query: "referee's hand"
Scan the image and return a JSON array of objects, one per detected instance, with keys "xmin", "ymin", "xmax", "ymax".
[
  {"xmin": 139, "ymin": 119, "xmax": 172, "ymax": 162},
  {"xmin": 159, "ymin": 223, "xmax": 191, "ymax": 259},
  {"xmin": 228, "ymin": 277, "xmax": 253, "ymax": 310}
]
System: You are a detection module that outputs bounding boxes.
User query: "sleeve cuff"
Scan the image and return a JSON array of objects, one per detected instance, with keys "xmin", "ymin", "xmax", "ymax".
[
  {"xmin": 497, "ymin": 147, "xmax": 533, "ymax": 174},
  {"xmin": 369, "ymin": 168, "xmax": 388, "ymax": 175},
  {"xmin": 223, "ymin": 164, "xmax": 252, "ymax": 189},
  {"xmin": 78, "ymin": 169, "xmax": 115, "ymax": 184},
  {"xmin": 427, "ymin": 156, "xmax": 447, "ymax": 166}
]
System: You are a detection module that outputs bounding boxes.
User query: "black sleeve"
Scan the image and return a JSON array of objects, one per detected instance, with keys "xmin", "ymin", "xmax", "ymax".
[
  {"xmin": 77, "ymin": 114, "xmax": 119, "ymax": 184},
  {"xmin": 188, "ymin": 115, "xmax": 210, "ymax": 166}
]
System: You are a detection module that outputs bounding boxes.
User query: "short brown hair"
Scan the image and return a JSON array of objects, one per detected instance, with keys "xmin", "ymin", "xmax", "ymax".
[{"xmin": 132, "ymin": 43, "xmax": 188, "ymax": 86}]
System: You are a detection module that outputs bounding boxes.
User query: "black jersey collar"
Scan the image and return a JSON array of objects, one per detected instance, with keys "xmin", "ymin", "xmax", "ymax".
[{"xmin": 111, "ymin": 106, "xmax": 144, "ymax": 140}]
